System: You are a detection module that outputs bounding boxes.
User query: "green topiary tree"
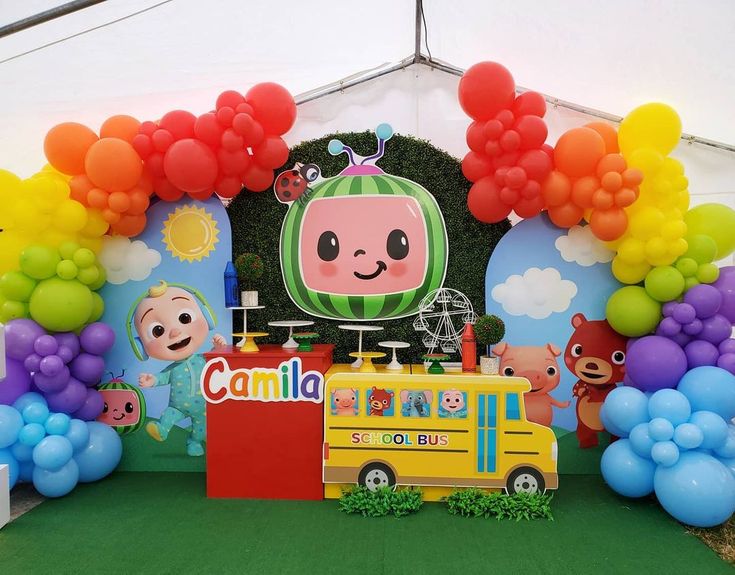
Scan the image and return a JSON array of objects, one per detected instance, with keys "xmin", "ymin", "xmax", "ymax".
[
  {"xmin": 474, "ymin": 314, "xmax": 506, "ymax": 355},
  {"xmin": 234, "ymin": 252, "xmax": 264, "ymax": 289}
]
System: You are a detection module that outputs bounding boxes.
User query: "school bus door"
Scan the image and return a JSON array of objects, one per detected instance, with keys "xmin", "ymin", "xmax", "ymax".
[{"xmin": 475, "ymin": 392, "xmax": 498, "ymax": 475}]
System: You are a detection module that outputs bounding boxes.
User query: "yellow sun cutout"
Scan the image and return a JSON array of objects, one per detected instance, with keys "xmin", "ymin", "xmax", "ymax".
[{"xmin": 162, "ymin": 204, "xmax": 219, "ymax": 262}]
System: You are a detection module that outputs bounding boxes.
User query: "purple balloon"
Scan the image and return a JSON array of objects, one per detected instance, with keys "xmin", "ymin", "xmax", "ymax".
[
  {"xmin": 663, "ymin": 301, "xmax": 678, "ymax": 317},
  {"xmin": 713, "ymin": 266, "xmax": 735, "ymax": 324},
  {"xmin": 79, "ymin": 323, "xmax": 116, "ymax": 356},
  {"xmin": 39, "ymin": 355, "xmax": 64, "ymax": 377},
  {"xmin": 57, "ymin": 346, "xmax": 73, "ymax": 364},
  {"xmin": 23, "ymin": 353, "xmax": 42, "ymax": 373},
  {"xmin": 700, "ymin": 314, "xmax": 732, "ymax": 345},
  {"xmin": 626, "ymin": 336, "xmax": 689, "ymax": 392},
  {"xmin": 718, "ymin": 354, "xmax": 735, "ymax": 375},
  {"xmin": 45, "ymin": 378, "xmax": 87, "ymax": 414},
  {"xmin": 685, "ymin": 340, "xmax": 720, "ymax": 368},
  {"xmin": 34, "ymin": 335, "xmax": 58, "ymax": 357},
  {"xmin": 72, "ymin": 388, "xmax": 104, "ymax": 421},
  {"xmin": 52, "ymin": 333, "xmax": 80, "ymax": 359},
  {"xmin": 683, "ymin": 319, "xmax": 703, "ymax": 336},
  {"xmin": 684, "ymin": 284, "xmax": 723, "ymax": 319},
  {"xmin": 0, "ymin": 358, "xmax": 32, "ymax": 405},
  {"xmin": 673, "ymin": 303, "xmax": 697, "ymax": 325},
  {"xmin": 33, "ymin": 366, "xmax": 71, "ymax": 393},
  {"xmin": 4, "ymin": 319, "xmax": 45, "ymax": 361},
  {"xmin": 719, "ymin": 339, "xmax": 735, "ymax": 355},
  {"xmin": 69, "ymin": 353, "xmax": 105, "ymax": 385},
  {"xmin": 658, "ymin": 317, "xmax": 682, "ymax": 337},
  {"xmin": 669, "ymin": 332, "xmax": 694, "ymax": 348}
]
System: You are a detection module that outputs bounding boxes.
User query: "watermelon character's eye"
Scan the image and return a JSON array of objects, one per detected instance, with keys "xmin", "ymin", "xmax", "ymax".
[
  {"xmin": 386, "ymin": 229, "xmax": 409, "ymax": 260},
  {"xmin": 125, "ymin": 402, "xmax": 134, "ymax": 413},
  {"xmin": 317, "ymin": 231, "xmax": 339, "ymax": 261}
]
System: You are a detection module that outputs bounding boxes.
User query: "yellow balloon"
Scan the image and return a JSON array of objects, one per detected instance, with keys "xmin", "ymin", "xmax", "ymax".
[
  {"xmin": 55, "ymin": 200, "xmax": 88, "ymax": 233},
  {"xmin": 684, "ymin": 204, "xmax": 735, "ymax": 259},
  {"xmin": 629, "ymin": 207, "xmax": 665, "ymax": 240},
  {"xmin": 80, "ymin": 209, "xmax": 109, "ymax": 238},
  {"xmin": 612, "ymin": 258, "xmax": 651, "ymax": 284},
  {"xmin": 617, "ymin": 238, "xmax": 646, "ymax": 264},
  {"xmin": 619, "ymin": 103, "xmax": 682, "ymax": 157}
]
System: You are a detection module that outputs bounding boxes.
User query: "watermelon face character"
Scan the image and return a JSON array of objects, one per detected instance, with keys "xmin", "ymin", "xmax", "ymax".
[
  {"xmin": 279, "ymin": 124, "xmax": 448, "ymax": 320},
  {"xmin": 97, "ymin": 373, "xmax": 147, "ymax": 435}
]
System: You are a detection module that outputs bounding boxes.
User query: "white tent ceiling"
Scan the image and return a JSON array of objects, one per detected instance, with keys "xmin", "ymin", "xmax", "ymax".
[{"xmin": 1, "ymin": 0, "xmax": 733, "ymax": 211}]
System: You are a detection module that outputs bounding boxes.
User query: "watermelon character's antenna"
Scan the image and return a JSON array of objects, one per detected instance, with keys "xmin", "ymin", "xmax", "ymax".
[
  {"xmin": 361, "ymin": 123, "xmax": 393, "ymax": 165},
  {"xmin": 328, "ymin": 124, "xmax": 394, "ymax": 176}
]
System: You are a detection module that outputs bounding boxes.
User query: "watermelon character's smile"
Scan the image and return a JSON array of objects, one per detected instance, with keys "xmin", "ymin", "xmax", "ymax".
[{"xmin": 354, "ymin": 259, "xmax": 387, "ymax": 280}]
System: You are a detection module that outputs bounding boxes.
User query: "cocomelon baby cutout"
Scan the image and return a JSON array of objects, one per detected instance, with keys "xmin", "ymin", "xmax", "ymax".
[{"xmin": 278, "ymin": 124, "xmax": 448, "ymax": 320}]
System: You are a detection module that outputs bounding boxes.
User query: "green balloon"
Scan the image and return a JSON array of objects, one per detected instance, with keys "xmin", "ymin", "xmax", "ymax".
[
  {"xmin": 683, "ymin": 234, "xmax": 717, "ymax": 264},
  {"xmin": 76, "ymin": 265, "xmax": 100, "ymax": 286},
  {"xmin": 697, "ymin": 263, "xmax": 720, "ymax": 284},
  {"xmin": 675, "ymin": 257, "xmax": 698, "ymax": 278},
  {"xmin": 606, "ymin": 286, "xmax": 662, "ymax": 337},
  {"xmin": 56, "ymin": 260, "xmax": 78, "ymax": 280},
  {"xmin": 73, "ymin": 248, "xmax": 95, "ymax": 269},
  {"xmin": 0, "ymin": 271, "xmax": 37, "ymax": 301},
  {"xmin": 88, "ymin": 264, "xmax": 107, "ymax": 291},
  {"xmin": 59, "ymin": 242, "xmax": 80, "ymax": 261},
  {"xmin": 20, "ymin": 246, "xmax": 61, "ymax": 280},
  {"xmin": 684, "ymin": 204, "xmax": 735, "ymax": 259},
  {"xmin": 29, "ymin": 277, "xmax": 93, "ymax": 332},
  {"xmin": 644, "ymin": 266, "xmax": 685, "ymax": 302},
  {"xmin": 683, "ymin": 276, "xmax": 699, "ymax": 291},
  {"xmin": 88, "ymin": 291, "xmax": 105, "ymax": 323},
  {"xmin": 1, "ymin": 300, "xmax": 28, "ymax": 322}
]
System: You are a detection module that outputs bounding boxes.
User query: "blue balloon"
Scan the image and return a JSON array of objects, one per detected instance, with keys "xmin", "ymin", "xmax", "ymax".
[
  {"xmin": 689, "ymin": 411, "xmax": 729, "ymax": 450},
  {"xmin": 73, "ymin": 422, "xmax": 122, "ymax": 482},
  {"xmin": 652, "ymin": 441, "xmax": 680, "ymax": 467},
  {"xmin": 601, "ymin": 387, "xmax": 649, "ymax": 435},
  {"xmin": 10, "ymin": 441, "xmax": 33, "ymax": 462},
  {"xmin": 64, "ymin": 419, "xmax": 89, "ymax": 453},
  {"xmin": 629, "ymin": 423, "xmax": 656, "ymax": 459},
  {"xmin": 18, "ymin": 422, "xmax": 45, "ymax": 447},
  {"xmin": 12, "ymin": 392, "xmax": 47, "ymax": 413},
  {"xmin": 0, "ymin": 405, "xmax": 24, "ymax": 448},
  {"xmin": 648, "ymin": 389, "xmax": 691, "ymax": 425},
  {"xmin": 22, "ymin": 403, "xmax": 49, "ymax": 425},
  {"xmin": 601, "ymin": 439, "xmax": 656, "ymax": 498},
  {"xmin": 715, "ymin": 426, "xmax": 735, "ymax": 459},
  {"xmin": 18, "ymin": 460, "xmax": 34, "ymax": 483},
  {"xmin": 44, "ymin": 413, "xmax": 71, "ymax": 436},
  {"xmin": 674, "ymin": 423, "xmax": 704, "ymax": 449},
  {"xmin": 654, "ymin": 451, "xmax": 735, "ymax": 527},
  {"xmin": 599, "ymin": 403, "xmax": 627, "ymax": 437},
  {"xmin": 32, "ymin": 459, "xmax": 79, "ymax": 498},
  {"xmin": 677, "ymin": 366, "xmax": 735, "ymax": 421},
  {"xmin": 32, "ymin": 435, "xmax": 73, "ymax": 471},
  {"xmin": 0, "ymin": 447, "xmax": 19, "ymax": 489},
  {"xmin": 718, "ymin": 456, "xmax": 735, "ymax": 478},
  {"xmin": 649, "ymin": 418, "xmax": 675, "ymax": 442}
]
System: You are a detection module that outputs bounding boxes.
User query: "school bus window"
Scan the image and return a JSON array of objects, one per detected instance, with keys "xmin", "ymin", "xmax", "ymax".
[
  {"xmin": 330, "ymin": 387, "xmax": 358, "ymax": 416},
  {"xmin": 367, "ymin": 386, "xmax": 395, "ymax": 416},
  {"xmin": 438, "ymin": 389, "xmax": 467, "ymax": 418},
  {"xmin": 399, "ymin": 390, "xmax": 433, "ymax": 418},
  {"xmin": 506, "ymin": 393, "xmax": 521, "ymax": 420}
]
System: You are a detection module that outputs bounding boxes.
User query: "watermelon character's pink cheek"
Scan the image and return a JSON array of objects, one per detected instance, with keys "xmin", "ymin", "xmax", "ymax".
[
  {"xmin": 97, "ymin": 389, "xmax": 141, "ymax": 427},
  {"xmin": 300, "ymin": 196, "xmax": 428, "ymax": 296}
]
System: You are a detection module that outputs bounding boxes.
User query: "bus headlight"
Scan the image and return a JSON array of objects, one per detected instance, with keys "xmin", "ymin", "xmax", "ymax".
[{"xmin": 551, "ymin": 441, "xmax": 558, "ymax": 461}]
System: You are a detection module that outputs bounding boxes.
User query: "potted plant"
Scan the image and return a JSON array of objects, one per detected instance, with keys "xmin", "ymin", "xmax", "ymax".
[
  {"xmin": 474, "ymin": 314, "xmax": 506, "ymax": 375},
  {"xmin": 235, "ymin": 252, "xmax": 264, "ymax": 306}
]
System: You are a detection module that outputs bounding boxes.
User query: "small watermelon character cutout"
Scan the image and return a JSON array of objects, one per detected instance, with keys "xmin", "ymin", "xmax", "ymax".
[
  {"xmin": 97, "ymin": 371, "xmax": 147, "ymax": 435},
  {"xmin": 278, "ymin": 124, "xmax": 448, "ymax": 320}
]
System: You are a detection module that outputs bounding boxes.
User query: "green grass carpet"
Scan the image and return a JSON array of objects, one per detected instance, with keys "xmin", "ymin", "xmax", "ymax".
[
  {"xmin": 1, "ymin": 473, "xmax": 730, "ymax": 575},
  {"xmin": 116, "ymin": 424, "xmax": 205, "ymax": 472}
]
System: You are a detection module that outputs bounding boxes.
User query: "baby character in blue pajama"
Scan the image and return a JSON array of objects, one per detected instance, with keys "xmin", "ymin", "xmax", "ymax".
[{"xmin": 132, "ymin": 281, "xmax": 225, "ymax": 456}]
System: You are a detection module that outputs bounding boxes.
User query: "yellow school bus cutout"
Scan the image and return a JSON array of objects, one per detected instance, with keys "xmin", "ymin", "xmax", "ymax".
[{"xmin": 323, "ymin": 369, "xmax": 558, "ymax": 496}]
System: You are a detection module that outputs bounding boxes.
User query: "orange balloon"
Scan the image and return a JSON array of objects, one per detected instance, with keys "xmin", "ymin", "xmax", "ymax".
[
  {"xmin": 541, "ymin": 171, "xmax": 571, "ymax": 206},
  {"xmin": 44, "ymin": 122, "xmax": 98, "ymax": 175},
  {"xmin": 571, "ymin": 176, "xmax": 598, "ymax": 208},
  {"xmin": 554, "ymin": 127, "xmax": 605, "ymax": 178},
  {"xmin": 87, "ymin": 188, "xmax": 109, "ymax": 209},
  {"xmin": 102, "ymin": 208, "xmax": 121, "ymax": 224},
  {"xmin": 111, "ymin": 214, "xmax": 146, "ymax": 237},
  {"xmin": 548, "ymin": 203, "xmax": 584, "ymax": 228},
  {"xmin": 85, "ymin": 138, "xmax": 143, "ymax": 193},
  {"xmin": 585, "ymin": 122, "xmax": 619, "ymax": 154},
  {"xmin": 596, "ymin": 153, "xmax": 626, "ymax": 178},
  {"xmin": 100, "ymin": 115, "xmax": 141, "ymax": 144},
  {"xmin": 590, "ymin": 208, "xmax": 628, "ymax": 241},
  {"xmin": 69, "ymin": 175, "xmax": 95, "ymax": 204},
  {"xmin": 127, "ymin": 190, "xmax": 150, "ymax": 215},
  {"xmin": 108, "ymin": 191, "xmax": 131, "ymax": 213}
]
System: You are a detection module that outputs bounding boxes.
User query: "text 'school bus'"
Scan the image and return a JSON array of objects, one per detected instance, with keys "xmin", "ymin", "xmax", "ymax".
[{"xmin": 323, "ymin": 371, "xmax": 558, "ymax": 494}]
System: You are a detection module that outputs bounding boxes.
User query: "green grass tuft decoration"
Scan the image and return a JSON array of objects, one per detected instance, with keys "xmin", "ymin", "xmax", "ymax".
[
  {"xmin": 444, "ymin": 487, "xmax": 554, "ymax": 521},
  {"xmin": 338, "ymin": 486, "xmax": 423, "ymax": 518}
]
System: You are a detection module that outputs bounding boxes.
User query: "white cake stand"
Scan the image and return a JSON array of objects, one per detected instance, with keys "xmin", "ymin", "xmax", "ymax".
[
  {"xmin": 268, "ymin": 320, "xmax": 315, "ymax": 348},
  {"xmin": 379, "ymin": 341, "xmax": 411, "ymax": 370},
  {"xmin": 228, "ymin": 305, "xmax": 265, "ymax": 349},
  {"xmin": 338, "ymin": 324, "xmax": 384, "ymax": 368}
]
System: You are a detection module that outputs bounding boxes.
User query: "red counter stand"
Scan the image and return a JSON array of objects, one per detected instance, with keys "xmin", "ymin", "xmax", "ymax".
[{"xmin": 204, "ymin": 344, "xmax": 334, "ymax": 500}]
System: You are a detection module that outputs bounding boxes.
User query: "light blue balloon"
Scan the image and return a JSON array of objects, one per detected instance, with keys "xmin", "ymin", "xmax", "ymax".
[
  {"xmin": 18, "ymin": 460, "xmax": 34, "ymax": 483},
  {"xmin": 0, "ymin": 405, "xmax": 24, "ymax": 448},
  {"xmin": 22, "ymin": 403, "xmax": 49, "ymax": 425},
  {"xmin": 12, "ymin": 392, "xmax": 47, "ymax": 413},
  {"xmin": 715, "ymin": 426, "xmax": 735, "ymax": 459},
  {"xmin": 689, "ymin": 411, "xmax": 729, "ymax": 450},
  {"xmin": 73, "ymin": 422, "xmax": 122, "ymax": 483},
  {"xmin": 601, "ymin": 439, "xmax": 656, "ymax": 498},
  {"xmin": 677, "ymin": 366, "xmax": 735, "ymax": 421},
  {"xmin": 10, "ymin": 441, "xmax": 33, "ymax": 462},
  {"xmin": 599, "ymin": 403, "xmax": 627, "ymax": 437},
  {"xmin": 629, "ymin": 423, "xmax": 656, "ymax": 459},
  {"xmin": 718, "ymin": 456, "xmax": 735, "ymax": 478},
  {"xmin": 32, "ymin": 435, "xmax": 73, "ymax": 471},
  {"xmin": 32, "ymin": 459, "xmax": 79, "ymax": 498},
  {"xmin": 648, "ymin": 389, "xmax": 691, "ymax": 425},
  {"xmin": 64, "ymin": 419, "xmax": 89, "ymax": 453},
  {"xmin": 654, "ymin": 451, "xmax": 735, "ymax": 527},
  {"xmin": 674, "ymin": 423, "xmax": 704, "ymax": 450},
  {"xmin": 649, "ymin": 418, "xmax": 674, "ymax": 442},
  {"xmin": 601, "ymin": 387, "xmax": 649, "ymax": 435},
  {"xmin": 18, "ymin": 422, "xmax": 45, "ymax": 447},
  {"xmin": 652, "ymin": 441, "xmax": 680, "ymax": 467},
  {"xmin": 0, "ymin": 447, "xmax": 19, "ymax": 489},
  {"xmin": 44, "ymin": 413, "xmax": 71, "ymax": 436}
]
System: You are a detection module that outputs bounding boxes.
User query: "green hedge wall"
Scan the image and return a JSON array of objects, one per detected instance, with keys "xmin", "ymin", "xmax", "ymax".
[{"xmin": 227, "ymin": 131, "xmax": 510, "ymax": 364}]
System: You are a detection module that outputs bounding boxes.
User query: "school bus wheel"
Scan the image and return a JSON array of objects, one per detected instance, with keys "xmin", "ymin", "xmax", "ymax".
[
  {"xmin": 358, "ymin": 462, "xmax": 396, "ymax": 491},
  {"xmin": 505, "ymin": 467, "xmax": 545, "ymax": 495}
]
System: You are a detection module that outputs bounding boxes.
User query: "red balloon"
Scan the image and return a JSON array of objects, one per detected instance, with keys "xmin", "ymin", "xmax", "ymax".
[
  {"xmin": 151, "ymin": 129, "xmax": 174, "ymax": 152},
  {"xmin": 195, "ymin": 113, "xmax": 224, "ymax": 147},
  {"xmin": 245, "ymin": 82, "xmax": 297, "ymax": 135},
  {"xmin": 499, "ymin": 187, "xmax": 519, "ymax": 205},
  {"xmin": 132, "ymin": 134, "xmax": 153, "ymax": 159},
  {"xmin": 154, "ymin": 178, "xmax": 184, "ymax": 202},
  {"xmin": 253, "ymin": 136, "xmax": 289, "ymax": 169},
  {"xmin": 221, "ymin": 129, "xmax": 244, "ymax": 152},
  {"xmin": 514, "ymin": 194, "xmax": 545, "ymax": 219},
  {"xmin": 521, "ymin": 180, "xmax": 541, "ymax": 200},
  {"xmin": 466, "ymin": 122, "xmax": 486, "ymax": 153},
  {"xmin": 458, "ymin": 62, "xmax": 515, "ymax": 121},
  {"xmin": 139, "ymin": 121, "xmax": 157, "ymax": 137},
  {"xmin": 163, "ymin": 139, "xmax": 218, "ymax": 193},
  {"xmin": 216, "ymin": 176, "xmax": 243, "ymax": 199},
  {"xmin": 518, "ymin": 149, "xmax": 552, "ymax": 181},
  {"xmin": 548, "ymin": 203, "xmax": 584, "ymax": 228},
  {"xmin": 514, "ymin": 115, "xmax": 548, "ymax": 150},
  {"xmin": 217, "ymin": 149, "xmax": 251, "ymax": 176},
  {"xmin": 189, "ymin": 189, "xmax": 213, "ymax": 201},
  {"xmin": 216, "ymin": 90, "xmax": 245, "ymax": 110},
  {"xmin": 242, "ymin": 164, "xmax": 274, "ymax": 192},
  {"xmin": 512, "ymin": 91, "xmax": 546, "ymax": 118},
  {"xmin": 236, "ymin": 103, "xmax": 255, "ymax": 116},
  {"xmin": 145, "ymin": 152, "xmax": 165, "ymax": 177},
  {"xmin": 467, "ymin": 177, "xmax": 512, "ymax": 223},
  {"xmin": 461, "ymin": 151, "xmax": 493, "ymax": 183},
  {"xmin": 159, "ymin": 110, "xmax": 196, "ymax": 140}
]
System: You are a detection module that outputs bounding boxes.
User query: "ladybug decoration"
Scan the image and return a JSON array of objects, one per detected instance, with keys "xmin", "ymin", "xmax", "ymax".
[{"xmin": 274, "ymin": 163, "xmax": 321, "ymax": 204}]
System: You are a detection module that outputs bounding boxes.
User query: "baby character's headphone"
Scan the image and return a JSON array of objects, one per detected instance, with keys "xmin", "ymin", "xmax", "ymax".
[{"xmin": 126, "ymin": 280, "xmax": 217, "ymax": 361}]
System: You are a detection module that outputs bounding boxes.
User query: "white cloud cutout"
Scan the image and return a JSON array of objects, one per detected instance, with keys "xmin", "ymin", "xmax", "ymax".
[
  {"xmin": 555, "ymin": 225, "xmax": 614, "ymax": 267},
  {"xmin": 100, "ymin": 237, "xmax": 162, "ymax": 285},
  {"xmin": 492, "ymin": 267, "xmax": 577, "ymax": 319}
]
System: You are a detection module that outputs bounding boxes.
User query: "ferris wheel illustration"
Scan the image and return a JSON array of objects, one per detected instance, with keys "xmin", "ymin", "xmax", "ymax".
[{"xmin": 413, "ymin": 288, "xmax": 477, "ymax": 355}]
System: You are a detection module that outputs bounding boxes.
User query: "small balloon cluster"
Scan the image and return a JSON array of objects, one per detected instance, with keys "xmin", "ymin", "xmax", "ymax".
[
  {"xmin": 1, "ymin": 319, "xmax": 114, "ymax": 419},
  {"xmin": 0, "ymin": 393, "xmax": 121, "ymax": 498},
  {"xmin": 459, "ymin": 62, "xmax": 553, "ymax": 223},
  {"xmin": 599, "ymin": 367, "xmax": 735, "ymax": 527},
  {"xmin": 0, "ymin": 244, "xmax": 106, "ymax": 331}
]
